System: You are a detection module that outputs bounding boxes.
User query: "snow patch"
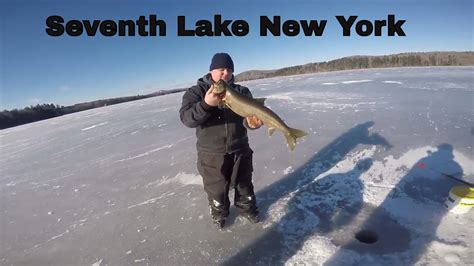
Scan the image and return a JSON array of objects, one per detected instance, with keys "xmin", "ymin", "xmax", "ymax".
[
  {"xmin": 92, "ymin": 259, "xmax": 104, "ymax": 266},
  {"xmin": 127, "ymin": 191, "xmax": 175, "ymax": 209},
  {"xmin": 81, "ymin": 122, "xmax": 108, "ymax": 131},
  {"xmin": 114, "ymin": 144, "xmax": 173, "ymax": 163},
  {"xmin": 165, "ymin": 172, "xmax": 203, "ymax": 186},
  {"xmin": 341, "ymin": 80, "xmax": 372, "ymax": 84},
  {"xmin": 267, "ymin": 94, "xmax": 294, "ymax": 102},
  {"xmin": 286, "ymin": 235, "xmax": 338, "ymax": 265},
  {"xmin": 383, "ymin": 80, "xmax": 403, "ymax": 84},
  {"xmin": 420, "ymin": 240, "xmax": 469, "ymax": 265},
  {"xmin": 146, "ymin": 172, "xmax": 202, "ymax": 187},
  {"xmin": 283, "ymin": 166, "xmax": 294, "ymax": 175}
]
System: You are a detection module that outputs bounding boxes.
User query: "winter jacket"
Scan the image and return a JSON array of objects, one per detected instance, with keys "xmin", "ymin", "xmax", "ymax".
[{"xmin": 179, "ymin": 74, "xmax": 253, "ymax": 154}]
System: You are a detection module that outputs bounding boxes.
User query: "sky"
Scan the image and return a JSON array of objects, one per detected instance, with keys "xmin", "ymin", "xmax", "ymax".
[{"xmin": 0, "ymin": 0, "xmax": 472, "ymax": 110}]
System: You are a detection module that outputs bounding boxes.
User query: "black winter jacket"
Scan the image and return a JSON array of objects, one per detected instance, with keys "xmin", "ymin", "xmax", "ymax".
[{"xmin": 179, "ymin": 74, "xmax": 253, "ymax": 154}]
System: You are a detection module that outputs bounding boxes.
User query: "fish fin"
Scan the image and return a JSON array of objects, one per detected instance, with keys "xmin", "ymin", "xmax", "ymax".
[
  {"xmin": 285, "ymin": 134, "xmax": 296, "ymax": 151},
  {"xmin": 285, "ymin": 127, "xmax": 308, "ymax": 151},
  {"xmin": 267, "ymin": 127, "xmax": 276, "ymax": 136},
  {"xmin": 254, "ymin": 98, "xmax": 266, "ymax": 105},
  {"xmin": 289, "ymin": 127, "xmax": 308, "ymax": 139}
]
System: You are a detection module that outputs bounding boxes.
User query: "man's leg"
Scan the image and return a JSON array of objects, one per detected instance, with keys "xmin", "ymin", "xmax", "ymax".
[
  {"xmin": 233, "ymin": 147, "xmax": 259, "ymax": 223},
  {"xmin": 197, "ymin": 151, "xmax": 231, "ymax": 228}
]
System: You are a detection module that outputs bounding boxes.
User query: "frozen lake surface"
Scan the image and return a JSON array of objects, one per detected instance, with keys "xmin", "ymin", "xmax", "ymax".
[{"xmin": 1, "ymin": 67, "xmax": 473, "ymax": 265}]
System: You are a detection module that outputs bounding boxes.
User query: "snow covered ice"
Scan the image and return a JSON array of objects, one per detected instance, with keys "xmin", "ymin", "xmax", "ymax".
[{"xmin": 1, "ymin": 67, "xmax": 473, "ymax": 265}]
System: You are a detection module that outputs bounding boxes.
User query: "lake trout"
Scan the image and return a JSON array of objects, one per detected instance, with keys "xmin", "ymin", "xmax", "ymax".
[{"xmin": 213, "ymin": 79, "xmax": 307, "ymax": 151}]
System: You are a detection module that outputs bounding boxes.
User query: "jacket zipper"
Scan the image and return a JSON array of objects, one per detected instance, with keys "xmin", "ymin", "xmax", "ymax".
[
  {"xmin": 223, "ymin": 108, "xmax": 229, "ymax": 210},
  {"xmin": 224, "ymin": 108, "xmax": 228, "ymax": 153}
]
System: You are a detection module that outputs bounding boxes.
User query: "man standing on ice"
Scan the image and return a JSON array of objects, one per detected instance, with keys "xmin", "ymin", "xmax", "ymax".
[{"xmin": 179, "ymin": 53, "xmax": 263, "ymax": 229}]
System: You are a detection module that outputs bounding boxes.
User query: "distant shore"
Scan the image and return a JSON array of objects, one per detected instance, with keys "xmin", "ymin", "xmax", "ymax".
[{"xmin": 1, "ymin": 51, "xmax": 472, "ymax": 130}]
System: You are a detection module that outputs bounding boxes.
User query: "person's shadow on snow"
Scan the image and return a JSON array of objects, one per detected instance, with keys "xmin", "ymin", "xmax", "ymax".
[
  {"xmin": 223, "ymin": 121, "xmax": 392, "ymax": 265},
  {"xmin": 325, "ymin": 143, "xmax": 465, "ymax": 265},
  {"xmin": 259, "ymin": 121, "xmax": 391, "ymax": 219},
  {"xmin": 271, "ymin": 158, "xmax": 373, "ymax": 264}
]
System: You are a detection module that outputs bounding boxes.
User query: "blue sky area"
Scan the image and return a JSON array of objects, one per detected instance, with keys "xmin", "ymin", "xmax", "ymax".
[{"xmin": 0, "ymin": 0, "xmax": 472, "ymax": 110}]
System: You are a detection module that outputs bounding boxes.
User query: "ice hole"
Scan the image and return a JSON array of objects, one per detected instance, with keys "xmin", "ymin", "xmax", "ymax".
[{"xmin": 355, "ymin": 230, "xmax": 378, "ymax": 244}]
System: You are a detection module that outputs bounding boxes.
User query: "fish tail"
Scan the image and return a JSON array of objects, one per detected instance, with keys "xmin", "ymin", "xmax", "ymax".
[{"xmin": 285, "ymin": 127, "xmax": 308, "ymax": 151}]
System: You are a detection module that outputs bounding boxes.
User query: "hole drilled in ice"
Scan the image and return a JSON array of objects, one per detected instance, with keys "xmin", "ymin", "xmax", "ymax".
[{"xmin": 355, "ymin": 230, "xmax": 378, "ymax": 244}]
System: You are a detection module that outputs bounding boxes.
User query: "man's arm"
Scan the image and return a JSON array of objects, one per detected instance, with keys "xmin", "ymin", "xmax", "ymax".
[{"xmin": 179, "ymin": 87, "xmax": 213, "ymax": 128}]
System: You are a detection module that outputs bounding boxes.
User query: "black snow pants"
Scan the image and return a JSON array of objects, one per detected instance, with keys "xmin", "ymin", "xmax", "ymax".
[{"xmin": 197, "ymin": 146, "xmax": 258, "ymax": 219}]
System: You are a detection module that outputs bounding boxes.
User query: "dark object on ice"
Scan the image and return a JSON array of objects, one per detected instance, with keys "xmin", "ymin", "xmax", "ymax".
[
  {"xmin": 441, "ymin": 172, "xmax": 473, "ymax": 187},
  {"xmin": 423, "ymin": 144, "xmax": 473, "ymax": 187},
  {"xmin": 355, "ymin": 230, "xmax": 379, "ymax": 244}
]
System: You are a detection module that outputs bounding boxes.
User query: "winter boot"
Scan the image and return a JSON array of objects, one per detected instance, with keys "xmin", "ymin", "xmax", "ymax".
[
  {"xmin": 235, "ymin": 194, "xmax": 259, "ymax": 223},
  {"xmin": 241, "ymin": 210, "xmax": 260, "ymax": 224},
  {"xmin": 213, "ymin": 216, "xmax": 226, "ymax": 229},
  {"xmin": 209, "ymin": 200, "xmax": 229, "ymax": 230}
]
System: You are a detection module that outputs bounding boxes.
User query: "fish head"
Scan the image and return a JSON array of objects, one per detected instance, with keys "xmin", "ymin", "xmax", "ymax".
[{"xmin": 212, "ymin": 79, "xmax": 229, "ymax": 94}]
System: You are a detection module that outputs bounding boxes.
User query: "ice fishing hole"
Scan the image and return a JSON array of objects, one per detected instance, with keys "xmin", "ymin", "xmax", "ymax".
[{"xmin": 355, "ymin": 230, "xmax": 378, "ymax": 244}]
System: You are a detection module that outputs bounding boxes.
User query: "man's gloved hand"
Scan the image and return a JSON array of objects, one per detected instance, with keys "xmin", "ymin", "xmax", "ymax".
[{"xmin": 246, "ymin": 116, "xmax": 263, "ymax": 129}]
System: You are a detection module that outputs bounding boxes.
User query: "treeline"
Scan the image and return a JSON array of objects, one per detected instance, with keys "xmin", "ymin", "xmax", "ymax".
[
  {"xmin": 3, "ymin": 51, "xmax": 472, "ymax": 130},
  {"xmin": 0, "ymin": 104, "xmax": 63, "ymax": 129},
  {"xmin": 0, "ymin": 89, "xmax": 185, "ymax": 130},
  {"xmin": 235, "ymin": 51, "xmax": 474, "ymax": 81}
]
